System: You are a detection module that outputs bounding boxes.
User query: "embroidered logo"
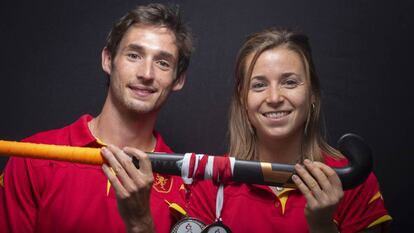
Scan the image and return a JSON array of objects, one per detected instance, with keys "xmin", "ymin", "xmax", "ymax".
[{"xmin": 153, "ymin": 173, "xmax": 173, "ymax": 193}]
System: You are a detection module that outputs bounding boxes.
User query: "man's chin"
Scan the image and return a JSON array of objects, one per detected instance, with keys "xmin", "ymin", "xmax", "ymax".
[
  {"xmin": 127, "ymin": 103, "xmax": 160, "ymax": 115},
  {"xmin": 123, "ymin": 98, "xmax": 165, "ymax": 115}
]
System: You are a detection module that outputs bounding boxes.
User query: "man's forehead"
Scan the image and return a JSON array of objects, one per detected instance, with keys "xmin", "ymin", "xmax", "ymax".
[{"xmin": 121, "ymin": 23, "xmax": 178, "ymax": 56}]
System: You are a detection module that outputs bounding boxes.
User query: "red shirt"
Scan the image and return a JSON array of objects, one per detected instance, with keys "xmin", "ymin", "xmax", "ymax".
[
  {"xmin": 187, "ymin": 155, "xmax": 391, "ymax": 233},
  {"xmin": 0, "ymin": 115, "xmax": 185, "ymax": 233}
]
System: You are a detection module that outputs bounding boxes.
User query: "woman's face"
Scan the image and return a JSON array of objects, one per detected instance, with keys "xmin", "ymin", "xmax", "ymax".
[{"xmin": 246, "ymin": 47, "xmax": 311, "ymax": 142}]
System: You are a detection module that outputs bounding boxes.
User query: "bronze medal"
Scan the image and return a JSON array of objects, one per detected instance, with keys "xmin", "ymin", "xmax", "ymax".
[{"xmin": 170, "ymin": 217, "xmax": 206, "ymax": 233}]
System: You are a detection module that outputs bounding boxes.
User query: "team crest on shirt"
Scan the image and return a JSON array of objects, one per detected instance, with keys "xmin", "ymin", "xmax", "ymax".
[{"xmin": 153, "ymin": 173, "xmax": 173, "ymax": 193}]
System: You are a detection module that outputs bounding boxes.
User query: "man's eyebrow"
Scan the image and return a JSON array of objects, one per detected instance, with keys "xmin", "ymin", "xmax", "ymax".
[
  {"xmin": 125, "ymin": 44, "xmax": 176, "ymax": 62},
  {"xmin": 155, "ymin": 51, "xmax": 176, "ymax": 62},
  {"xmin": 125, "ymin": 44, "xmax": 145, "ymax": 53}
]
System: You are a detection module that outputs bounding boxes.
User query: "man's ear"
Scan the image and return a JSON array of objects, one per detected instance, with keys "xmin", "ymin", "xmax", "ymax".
[
  {"xmin": 172, "ymin": 73, "xmax": 186, "ymax": 91},
  {"xmin": 102, "ymin": 47, "xmax": 112, "ymax": 75}
]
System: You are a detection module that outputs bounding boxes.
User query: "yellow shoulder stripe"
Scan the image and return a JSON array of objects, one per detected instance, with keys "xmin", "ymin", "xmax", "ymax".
[
  {"xmin": 367, "ymin": 215, "xmax": 392, "ymax": 228},
  {"xmin": 368, "ymin": 191, "xmax": 383, "ymax": 204},
  {"xmin": 179, "ymin": 183, "xmax": 186, "ymax": 191},
  {"xmin": 0, "ymin": 173, "xmax": 4, "ymax": 188},
  {"xmin": 106, "ymin": 167, "xmax": 116, "ymax": 196},
  {"xmin": 165, "ymin": 200, "xmax": 187, "ymax": 219}
]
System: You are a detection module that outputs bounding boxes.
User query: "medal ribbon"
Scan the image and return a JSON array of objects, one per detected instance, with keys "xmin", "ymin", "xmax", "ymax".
[{"xmin": 216, "ymin": 184, "xmax": 224, "ymax": 221}]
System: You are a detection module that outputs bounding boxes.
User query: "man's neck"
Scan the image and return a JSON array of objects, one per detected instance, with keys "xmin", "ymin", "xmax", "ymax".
[{"xmin": 89, "ymin": 104, "xmax": 157, "ymax": 152}]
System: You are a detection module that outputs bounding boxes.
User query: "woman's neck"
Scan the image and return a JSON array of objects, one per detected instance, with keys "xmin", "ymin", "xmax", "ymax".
[{"xmin": 256, "ymin": 133, "xmax": 303, "ymax": 164}]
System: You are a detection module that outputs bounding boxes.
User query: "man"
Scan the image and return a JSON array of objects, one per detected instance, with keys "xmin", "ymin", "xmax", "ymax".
[{"xmin": 0, "ymin": 3, "xmax": 193, "ymax": 233}]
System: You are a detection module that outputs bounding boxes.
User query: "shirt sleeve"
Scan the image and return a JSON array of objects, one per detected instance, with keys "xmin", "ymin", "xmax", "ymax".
[
  {"xmin": 334, "ymin": 172, "xmax": 392, "ymax": 233},
  {"xmin": 0, "ymin": 157, "xmax": 42, "ymax": 233}
]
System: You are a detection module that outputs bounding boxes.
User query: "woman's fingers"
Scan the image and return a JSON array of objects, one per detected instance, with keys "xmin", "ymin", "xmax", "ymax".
[
  {"xmin": 294, "ymin": 159, "xmax": 344, "ymax": 208},
  {"xmin": 293, "ymin": 163, "xmax": 320, "ymax": 207}
]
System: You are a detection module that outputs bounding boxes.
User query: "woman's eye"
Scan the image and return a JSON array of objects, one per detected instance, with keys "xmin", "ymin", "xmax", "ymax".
[
  {"xmin": 282, "ymin": 79, "xmax": 302, "ymax": 89},
  {"xmin": 251, "ymin": 82, "xmax": 266, "ymax": 90}
]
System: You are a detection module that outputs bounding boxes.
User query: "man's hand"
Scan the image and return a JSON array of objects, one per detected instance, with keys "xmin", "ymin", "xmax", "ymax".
[{"xmin": 101, "ymin": 145, "xmax": 155, "ymax": 233}]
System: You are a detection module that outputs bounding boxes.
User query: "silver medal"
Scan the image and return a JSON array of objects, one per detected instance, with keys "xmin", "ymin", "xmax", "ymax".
[{"xmin": 170, "ymin": 217, "xmax": 206, "ymax": 233}]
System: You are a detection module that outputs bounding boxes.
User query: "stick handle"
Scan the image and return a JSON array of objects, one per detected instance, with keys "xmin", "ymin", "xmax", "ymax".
[
  {"xmin": 0, "ymin": 140, "xmax": 103, "ymax": 165},
  {"xmin": 0, "ymin": 133, "xmax": 373, "ymax": 190}
]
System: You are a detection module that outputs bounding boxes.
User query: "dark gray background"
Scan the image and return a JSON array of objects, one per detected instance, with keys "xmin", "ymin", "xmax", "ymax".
[{"xmin": 0, "ymin": 1, "xmax": 412, "ymax": 232}]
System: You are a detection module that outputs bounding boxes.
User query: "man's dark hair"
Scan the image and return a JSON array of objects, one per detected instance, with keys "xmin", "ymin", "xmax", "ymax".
[{"xmin": 105, "ymin": 3, "xmax": 193, "ymax": 77}]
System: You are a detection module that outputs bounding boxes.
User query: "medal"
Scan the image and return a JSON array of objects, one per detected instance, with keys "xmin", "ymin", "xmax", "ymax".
[
  {"xmin": 172, "ymin": 154, "xmax": 228, "ymax": 233},
  {"xmin": 170, "ymin": 217, "xmax": 206, "ymax": 233},
  {"xmin": 201, "ymin": 219, "xmax": 232, "ymax": 233},
  {"xmin": 201, "ymin": 184, "xmax": 232, "ymax": 233},
  {"xmin": 170, "ymin": 154, "xmax": 207, "ymax": 233},
  {"xmin": 167, "ymin": 199, "xmax": 206, "ymax": 233}
]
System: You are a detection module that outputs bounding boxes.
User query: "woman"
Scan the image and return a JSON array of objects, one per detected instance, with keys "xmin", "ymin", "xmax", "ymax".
[{"xmin": 187, "ymin": 29, "xmax": 392, "ymax": 233}]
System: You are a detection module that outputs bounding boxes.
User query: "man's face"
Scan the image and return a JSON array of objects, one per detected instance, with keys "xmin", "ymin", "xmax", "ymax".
[{"xmin": 102, "ymin": 24, "xmax": 184, "ymax": 115}]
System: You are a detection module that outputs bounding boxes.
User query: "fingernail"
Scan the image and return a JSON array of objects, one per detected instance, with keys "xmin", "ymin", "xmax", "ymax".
[
  {"xmin": 304, "ymin": 159, "xmax": 311, "ymax": 165},
  {"xmin": 292, "ymin": 174, "xmax": 299, "ymax": 181}
]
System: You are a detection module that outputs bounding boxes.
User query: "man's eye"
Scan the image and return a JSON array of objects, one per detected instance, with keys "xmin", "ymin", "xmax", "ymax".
[
  {"xmin": 127, "ymin": 53, "xmax": 139, "ymax": 60},
  {"xmin": 157, "ymin": 60, "xmax": 171, "ymax": 69}
]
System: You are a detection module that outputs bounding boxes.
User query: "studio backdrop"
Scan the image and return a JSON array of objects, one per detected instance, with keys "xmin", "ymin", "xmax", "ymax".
[{"xmin": 0, "ymin": 1, "xmax": 412, "ymax": 232}]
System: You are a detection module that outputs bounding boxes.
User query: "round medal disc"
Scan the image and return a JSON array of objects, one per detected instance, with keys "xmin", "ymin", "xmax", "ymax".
[
  {"xmin": 201, "ymin": 221, "xmax": 232, "ymax": 233},
  {"xmin": 170, "ymin": 217, "xmax": 206, "ymax": 233}
]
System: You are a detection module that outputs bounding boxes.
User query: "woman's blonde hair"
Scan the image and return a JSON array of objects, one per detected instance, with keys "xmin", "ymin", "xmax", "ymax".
[{"xmin": 229, "ymin": 28, "xmax": 342, "ymax": 162}]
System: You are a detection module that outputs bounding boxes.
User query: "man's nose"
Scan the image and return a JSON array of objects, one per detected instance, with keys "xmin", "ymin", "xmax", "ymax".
[{"xmin": 137, "ymin": 59, "xmax": 155, "ymax": 80}]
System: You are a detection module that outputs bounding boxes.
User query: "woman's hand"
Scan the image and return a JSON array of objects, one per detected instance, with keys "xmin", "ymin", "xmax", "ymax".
[
  {"xmin": 293, "ymin": 159, "xmax": 343, "ymax": 233},
  {"xmin": 101, "ymin": 145, "xmax": 155, "ymax": 233}
]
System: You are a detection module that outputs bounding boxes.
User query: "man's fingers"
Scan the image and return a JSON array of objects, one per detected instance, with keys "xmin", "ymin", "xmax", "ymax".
[
  {"xmin": 102, "ymin": 163, "xmax": 129, "ymax": 198},
  {"xmin": 116, "ymin": 147, "xmax": 154, "ymax": 189},
  {"xmin": 123, "ymin": 147, "xmax": 153, "ymax": 175},
  {"xmin": 101, "ymin": 146, "xmax": 130, "ymax": 178},
  {"xmin": 101, "ymin": 145, "xmax": 141, "ymax": 193}
]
